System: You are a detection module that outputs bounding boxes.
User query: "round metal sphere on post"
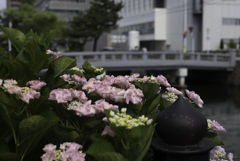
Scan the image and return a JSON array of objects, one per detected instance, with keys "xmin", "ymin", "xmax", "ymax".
[{"xmin": 151, "ymin": 95, "xmax": 214, "ymax": 161}]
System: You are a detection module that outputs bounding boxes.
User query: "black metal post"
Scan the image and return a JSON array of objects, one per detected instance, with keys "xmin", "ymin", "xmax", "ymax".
[{"xmin": 151, "ymin": 95, "xmax": 214, "ymax": 161}]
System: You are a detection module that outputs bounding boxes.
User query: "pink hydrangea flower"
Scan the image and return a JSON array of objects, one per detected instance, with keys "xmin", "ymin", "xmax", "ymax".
[
  {"xmin": 82, "ymin": 78, "xmax": 98, "ymax": 93},
  {"xmin": 69, "ymin": 89, "xmax": 88, "ymax": 103},
  {"xmin": 166, "ymin": 87, "xmax": 182, "ymax": 95},
  {"xmin": 114, "ymin": 76, "xmax": 130, "ymax": 88},
  {"xmin": 122, "ymin": 88, "xmax": 143, "ymax": 104},
  {"xmin": 60, "ymin": 74, "xmax": 71, "ymax": 81},
  {"xmin": 71, "ymin": 75, "xmax": 87, "ymax": 85},
  {"xmin": 210, "ymin": 120, "xmax": 226, "ymax": 133},
  {"xmin": 102, "ymin": 75, "xmax": 115, "ymax": 86},
  {"xmin": 94, "ymin": 99, "xmax": 119, "ymax": 113},
  {"xmin": 48, "ymin": 89, "xmax": 73, "ymax": 103},
  {"xmin": 7, "ymin": 86, "xmax": 22, "ymax": 95},
  {"xmin": 21, "ymin": 89, "xmax": 40, "ymax": 104},
  {"xmin": 3, "ymin": 79, "xmax": 17, "ymax": 88},
  {"xmin": 185, "ymin": 89, "xmax": 204, "ymax": 108},
  {"xmin": 41, "ymin": 144, "xmax": 56, "ymax": 161},
  {"xmin": 156, "ymin": 75, "xmax": 171, "ymax": 87},
  {"xmin": 101, "ymin": 126, "xmax": 115, "ymax": 136},
  {"xmin": 227, "ymin": 153, "xmax": 233, "ymax": 161},
  {"xmin": 27, "ymin": 80, "xmax": 46, "ymax": 90},
  {"xmin": 127, "ymin": 73, "xmax": 140, "ymax": 82},
  {"xmin": 75, "ymin": 100, "xmax": 96, "ymax": 116},
  {"xmin": 142, "ymin": 76, "xmax": 149, "ymax": 82},
  {"xmin": 157, "ymin": 75, "xmax": 171, "ymax": 87}
]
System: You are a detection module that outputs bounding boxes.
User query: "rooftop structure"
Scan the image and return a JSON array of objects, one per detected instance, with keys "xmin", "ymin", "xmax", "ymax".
[{"xmin": 7, "ymin": 0, "xmax": 21, "ymax": 10}]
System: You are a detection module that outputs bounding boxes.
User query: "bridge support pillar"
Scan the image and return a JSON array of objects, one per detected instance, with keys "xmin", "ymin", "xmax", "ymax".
[{"xmin": 177, "ymin": 68, "xmax": 188, "ymax": 87}]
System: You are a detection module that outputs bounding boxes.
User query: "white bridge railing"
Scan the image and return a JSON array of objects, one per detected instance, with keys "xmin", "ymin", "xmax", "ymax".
[{"xmin": 62, "ymin": 51, "xmax": 236, "ymax": 70}]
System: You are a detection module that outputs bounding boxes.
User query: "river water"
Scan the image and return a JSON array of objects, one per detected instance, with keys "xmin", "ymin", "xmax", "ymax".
[{"xmin": 186, "ymin": 84, "xmax": 240, "ymax": 161}]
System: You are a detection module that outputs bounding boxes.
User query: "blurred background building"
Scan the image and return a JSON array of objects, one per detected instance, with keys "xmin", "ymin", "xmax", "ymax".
[
  {"xmin": 112, "ymin": 0, "xmax": 240, "ymax": 52},
  {"xmin": 35, "ymin": 0, "xmax": 91, "ymax": 22},
  {"xmin": 7, "ymin": 0, "xmax": 21, "ymax": 10}
]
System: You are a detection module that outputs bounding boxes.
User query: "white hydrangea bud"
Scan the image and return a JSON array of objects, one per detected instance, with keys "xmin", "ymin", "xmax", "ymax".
[
  {"xmin": 121, "ymin": 108, "xmax": 127, "ymax": 113},
  {"xmin": 0, "ymin": 79, "xmax": 2, "ymax": 86},
  {"xmin": 147, "ymin": 119, "xmax": 153, "ymax": 125},
  {"xmin": 110, "ymin": 111, "xmax": 115, "ymax": 117}
]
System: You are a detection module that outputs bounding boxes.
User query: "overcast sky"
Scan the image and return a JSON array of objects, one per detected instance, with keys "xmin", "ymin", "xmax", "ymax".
[{"xmin": 0, "ymin": 0, "xmax": 6, "ymax": 10}]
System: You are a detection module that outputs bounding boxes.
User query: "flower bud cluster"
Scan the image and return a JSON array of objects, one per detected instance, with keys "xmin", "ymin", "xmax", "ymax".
[
  {"xmin": 82, "ymin": 74, "xmax": 144, "ymax": 104},
  {"xmin": 108, "ymin": 109, "xmax": 153, "ymax": 130},
  {"xmin": 207, "ymin": 119, "xmax": 226, "ymax": 133},
  {"xmin": 41, "ymin": 142, "xmax": 85, "ymax": 161},
  {"xmin": 0, "ymin": 79, "xmax": 46, "ymax": 104},
  {"xmin": 162, "ymin": 91, "xmax": 178, "ymax": 103},
  {"xmin": 210, "ymin": 146, "xmax": 233, "ymax": 161},
  {"xmin": 46, "ymin": 50, "xmax": 61, "ymax": 59},
  {"xmin": 70, "ymin": 67, "xmax": 85, "ymax": 73},
  {"xmin": 49, "ymin": 88, "xmax": 118, "ymax": 117}
]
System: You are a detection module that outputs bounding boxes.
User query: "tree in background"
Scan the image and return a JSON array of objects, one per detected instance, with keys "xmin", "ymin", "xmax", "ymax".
[
  {"xmin": 228, "ymin": 39, "xmax": 236, "ymax": 49},
  {"xmin": 62, "ymin": 13, "xmax": 92, "ymax": 51},
  {"xmin": 220, "ymin": 39, "xmax": 224, "ymax": 50},
  {"xmin": 68, "ymin": 0, "xmax": 123, "ymax": 51},
  {"xmin": 0, "ymin": 2, "xmax": 64, "ymax": 50}
]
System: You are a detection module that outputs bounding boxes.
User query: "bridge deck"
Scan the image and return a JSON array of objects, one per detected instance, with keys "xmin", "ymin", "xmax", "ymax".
[{"xmin": 62, "ymin": 51, "xmax": 236, "ymax": 71}]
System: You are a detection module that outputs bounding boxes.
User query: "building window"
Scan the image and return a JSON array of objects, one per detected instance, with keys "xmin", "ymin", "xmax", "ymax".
[
  {"xmin": 119, "ymin": 21, "xmax": 154, "ymax": 35},
  {"xmin": 222, "ymin": 18, "xmax": 240, "ymax": 25}
]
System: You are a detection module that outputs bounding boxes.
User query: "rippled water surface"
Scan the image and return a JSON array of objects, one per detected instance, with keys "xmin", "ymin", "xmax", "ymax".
[{"xmin": 187, "ymin": 84, "xmax": 240, "ymax": 161}]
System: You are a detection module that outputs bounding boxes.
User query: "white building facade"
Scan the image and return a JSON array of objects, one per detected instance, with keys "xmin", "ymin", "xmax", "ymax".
[{"xmin": 114, "ymin": 0, "xmax": 240, "ymax": 51}]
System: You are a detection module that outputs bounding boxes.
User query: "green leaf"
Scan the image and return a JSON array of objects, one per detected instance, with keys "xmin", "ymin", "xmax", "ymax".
[
  {"xmin": 128, "ymin": 125, "xmax": 155, "ymax": 161},
  {"xmin": 143, "ymin": 94, "xmax": 161, "ymax": 116},
  {"xmin": 53, "ymin": 125, "xmax": 79, "ymax": 143},
  {"xmin": 39, "ymin": 111, "xmax": 59, "ymax": 120},
  {"xmin": 205, "ymin": 131, "xmax": 218, "ymax": 138},
  {"xmin": 0, "ymin": 152, "xmax": 22, "ymax": 161},
  {"xmin": 82, "ymin": 60, "xmax": 96, "ymax": 74},
  {"xmin": 16, "ymin": 39, "xmax": 52, "ymax": 74},
  {"xmin": 0, "ymin": 102, "xmax": 18, "ymax": 140},
  {"xmin": 0, "ymin": 90, "xmax": 19, "ymax": 113},
  {"xmin": 0, "ymin": 59, "xmax": 34, "ymax": 85},
  {"xmin": 126, "ymin": 125, "xmax": 152, "ymax": 145},
  {"xmin": 159, "ymin": 98, "xmax": 172, "ymax": 111},
  {"xmin": 87, "ymin": 140, "xmax": 127, "ymax": 161},
  {"xmin": 39, "ymin": 27, "xmax": 60, "ymax": 49},
  {"xmin": 134, "ymin": 82, "xmax": 143, "ymax": 90},
  {"xmin": 0, "ymin": 25, "xmax": 25, "ymax": 52},
  {"xmin": 86, "ymin": 117, "xmax": 104, "ymax": 129},
  {"xmin": 129, "ymin": 102, "xmax": 142, "ymax": 115},
  {"xmin": 51, "ymin": 56, "xmax": 76, "ymax": 78},
  {"xmin": 142, "ymin": 83, "xmax": 159, "ymax": 100},
  {"xmin": 19, "ymin": 115, "xmax": 59, "ymax": 143},
  {"xmin": 27, "ymin": 88, "xmax": 51, "ymax": 115},
  {"xmin": 0, "ymin": 138, "xmax": 9, "ymax": 153},
  {"xmin": 0, "ymin": 47, "xmax": 5, "ymax": 54},
  {"xmin": 207, "ymin": 136, "xmax": 224, "ymax": 146}
]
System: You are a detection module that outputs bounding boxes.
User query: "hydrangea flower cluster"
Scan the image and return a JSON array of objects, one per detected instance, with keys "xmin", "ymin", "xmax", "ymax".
[
  {"xmin": 162, "ymin": 91, "xmax": 179, "ymax": 103},
  {"xmin": 46, "ymin": 49, "xmax": 62, "ymax": 59},
  {"xmin": 135, "ymin": 75, "xmax": 171, "ymax": 87},
  {"xmin": 185, "ymin": 89, "xmax": 204, "ymax": 108},
  {"xmin": 207, "ymin": 119, "xmax": 226, "ymax": 133},
  {"xmin": 81, "ymin": 74, "xmax": 144, "ymax": 104},
  {"xmin": 0, "ymin": 79, "xmax": 46, "ymax": 104},
  {"xmin": 210, "ymin": 146, "xmax": 233, "ymax": 161},
  {"xmin": 41, "ymin": 142, "xmax": 85, "ymax": 161},
  {"xmin": 48, "ymin": 88, "xmax": 118, "ymax": 117},
  {"xmin": 60, "ymin": 74, "xmax": 87, "ymax": 85},
  {"xmin": 103, "ymin": 108, "xmax": 153, "ymax": 133}
]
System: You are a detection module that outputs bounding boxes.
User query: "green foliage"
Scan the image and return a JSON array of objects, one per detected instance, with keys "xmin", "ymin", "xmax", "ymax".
[
  {"xmin": 66, "ymin": 0, "xmax": 123, "ymax": 51},
  {"xmin": 228, "ymin": 39, "xmax": 236, "ymax": 49}
]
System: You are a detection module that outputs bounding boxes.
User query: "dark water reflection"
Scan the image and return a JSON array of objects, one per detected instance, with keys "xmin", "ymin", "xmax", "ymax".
[{"xmin": 187, "ymin": 84, "xmax": 240, "ymax": 161}]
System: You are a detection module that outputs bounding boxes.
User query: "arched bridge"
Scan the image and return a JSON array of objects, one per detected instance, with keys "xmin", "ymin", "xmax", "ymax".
[{"xmin": 62, "ymin": 51, "xmax": 236, "ymax": 71}]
